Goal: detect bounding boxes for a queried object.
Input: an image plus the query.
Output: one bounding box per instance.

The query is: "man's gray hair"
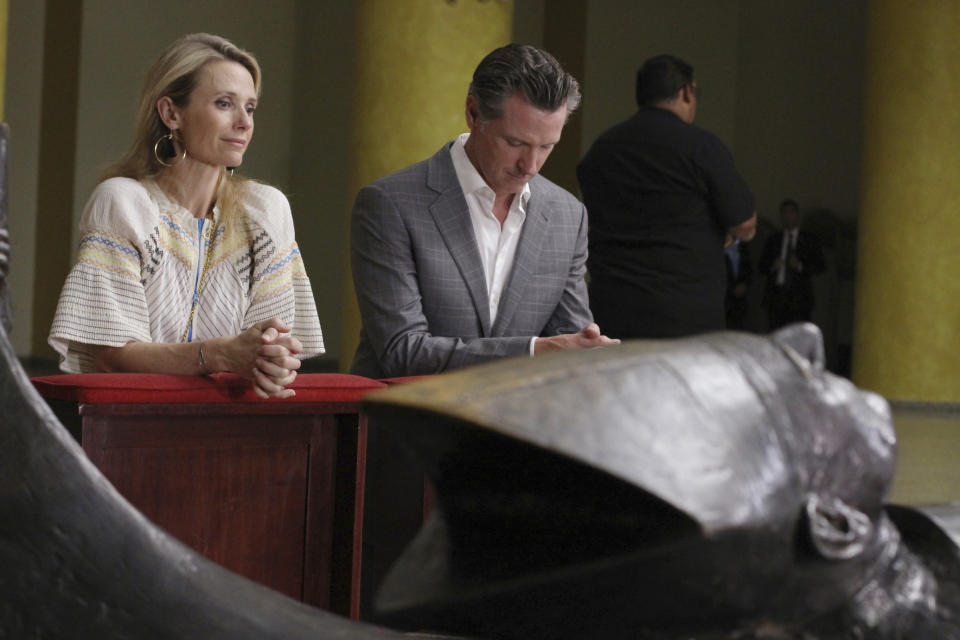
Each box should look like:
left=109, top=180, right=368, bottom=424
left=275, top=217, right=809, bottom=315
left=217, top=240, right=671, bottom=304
left=468, top=44, right=581, bottom=121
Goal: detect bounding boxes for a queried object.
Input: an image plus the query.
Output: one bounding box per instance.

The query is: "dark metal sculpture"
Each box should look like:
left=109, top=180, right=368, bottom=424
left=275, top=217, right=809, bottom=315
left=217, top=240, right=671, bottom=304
left=364, top=324, right=960, bottom=639
left=0, top=125, right=404, bottom=639
left=0, top=123, right=11, bottom=335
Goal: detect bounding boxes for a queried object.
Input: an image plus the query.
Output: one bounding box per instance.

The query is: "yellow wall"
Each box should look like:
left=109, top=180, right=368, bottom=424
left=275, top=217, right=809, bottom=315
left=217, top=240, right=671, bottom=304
left=853, top=0, right=960, bottom=403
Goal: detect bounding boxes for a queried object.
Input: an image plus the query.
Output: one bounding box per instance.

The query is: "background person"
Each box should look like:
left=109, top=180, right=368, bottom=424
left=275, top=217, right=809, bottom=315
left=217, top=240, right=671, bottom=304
left=759, top=198, right=826, bottom=329
left=578, top=54, right=756, bottom=339
left=49, top=33, right=324, bottom=398
left=724, top=238, right=752, bottom=330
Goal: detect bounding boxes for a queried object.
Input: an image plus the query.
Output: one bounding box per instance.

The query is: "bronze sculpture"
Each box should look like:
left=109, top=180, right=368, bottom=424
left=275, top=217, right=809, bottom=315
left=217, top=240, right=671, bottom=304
left=364, top=324, right=960, bottom=639
left=0, top=123, right=11, bottom=335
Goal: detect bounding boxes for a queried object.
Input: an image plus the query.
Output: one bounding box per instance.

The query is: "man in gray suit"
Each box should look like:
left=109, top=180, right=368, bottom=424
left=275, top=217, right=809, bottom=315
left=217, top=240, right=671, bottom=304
left=350, top=44, right=617, bottom=379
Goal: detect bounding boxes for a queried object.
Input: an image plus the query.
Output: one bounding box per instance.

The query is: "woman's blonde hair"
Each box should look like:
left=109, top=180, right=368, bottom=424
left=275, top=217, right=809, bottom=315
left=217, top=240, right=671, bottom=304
left=103, top=33, right=262, bottom=236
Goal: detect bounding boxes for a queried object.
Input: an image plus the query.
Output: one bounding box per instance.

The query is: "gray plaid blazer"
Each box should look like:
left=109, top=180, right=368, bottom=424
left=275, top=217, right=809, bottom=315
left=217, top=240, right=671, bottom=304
left=349, top=142, right=592, bottom=378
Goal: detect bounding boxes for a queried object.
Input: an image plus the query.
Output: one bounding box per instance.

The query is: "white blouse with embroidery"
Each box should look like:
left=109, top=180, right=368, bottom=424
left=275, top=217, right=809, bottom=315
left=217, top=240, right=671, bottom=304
left=49, top=177, right=324, bottom=373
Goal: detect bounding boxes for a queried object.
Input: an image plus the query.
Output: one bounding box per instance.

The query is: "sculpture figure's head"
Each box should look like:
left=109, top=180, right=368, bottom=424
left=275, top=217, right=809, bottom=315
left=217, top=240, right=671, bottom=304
left=363, top=324, right=960, bottom=639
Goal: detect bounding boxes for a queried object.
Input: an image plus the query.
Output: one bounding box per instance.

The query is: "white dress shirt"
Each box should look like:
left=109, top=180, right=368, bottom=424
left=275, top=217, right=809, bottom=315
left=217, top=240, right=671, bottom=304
left=776, top=227, right=799, bottom=285
left=450, top=133, right=539, bottom=355
left=450, top=133, right=530, bottom=324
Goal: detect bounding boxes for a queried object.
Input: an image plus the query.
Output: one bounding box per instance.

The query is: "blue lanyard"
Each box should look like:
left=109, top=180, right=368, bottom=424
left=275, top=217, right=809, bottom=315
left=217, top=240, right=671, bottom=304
left=186, top=218, right=205, bottom=341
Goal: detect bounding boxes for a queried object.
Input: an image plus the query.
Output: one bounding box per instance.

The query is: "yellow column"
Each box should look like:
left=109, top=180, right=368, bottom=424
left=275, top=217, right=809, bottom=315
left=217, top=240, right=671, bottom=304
left=339, top=0, right=513, bottom=371
left=853, top=0, right=960, bottom=403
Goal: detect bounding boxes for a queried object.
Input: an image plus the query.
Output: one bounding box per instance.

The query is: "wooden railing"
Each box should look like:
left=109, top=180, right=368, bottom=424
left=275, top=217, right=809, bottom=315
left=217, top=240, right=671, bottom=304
left=32, top=372, right=389, bottom=620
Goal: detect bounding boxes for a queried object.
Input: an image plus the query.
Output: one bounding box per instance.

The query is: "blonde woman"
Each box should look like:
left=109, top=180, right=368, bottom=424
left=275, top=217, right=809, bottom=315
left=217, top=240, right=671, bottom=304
left=49, top=34, right=323, bottom=398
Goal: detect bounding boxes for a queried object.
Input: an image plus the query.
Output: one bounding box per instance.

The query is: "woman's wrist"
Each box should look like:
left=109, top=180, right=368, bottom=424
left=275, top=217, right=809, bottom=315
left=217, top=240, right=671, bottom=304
left=200, top=337, right=226, bottom=374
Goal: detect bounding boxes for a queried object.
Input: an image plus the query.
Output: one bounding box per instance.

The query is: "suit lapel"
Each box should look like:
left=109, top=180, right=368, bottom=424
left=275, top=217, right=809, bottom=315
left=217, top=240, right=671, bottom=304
left=427, top=147, right=492, bottom=335
left=492, top=182, right=548, bottom=336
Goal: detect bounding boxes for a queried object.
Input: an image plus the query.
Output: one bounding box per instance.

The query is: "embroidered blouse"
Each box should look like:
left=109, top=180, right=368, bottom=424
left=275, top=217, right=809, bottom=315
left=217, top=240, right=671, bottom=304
left=49, top=177, right=324, bottom=373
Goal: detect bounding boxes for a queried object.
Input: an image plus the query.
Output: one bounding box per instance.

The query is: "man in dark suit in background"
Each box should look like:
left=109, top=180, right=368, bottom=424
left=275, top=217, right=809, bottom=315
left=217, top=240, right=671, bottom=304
left=725, top=239, right=752, bottom=330
left=577, top=54, right=756, bottom=340
left=759, top=198, right=826, bottom=329
left=350, top=44, right=617, bottom=379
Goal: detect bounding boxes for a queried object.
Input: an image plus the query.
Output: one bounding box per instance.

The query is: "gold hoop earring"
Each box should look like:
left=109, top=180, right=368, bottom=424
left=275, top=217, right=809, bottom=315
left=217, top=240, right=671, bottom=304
left=153, top=131, right=186, bottom=167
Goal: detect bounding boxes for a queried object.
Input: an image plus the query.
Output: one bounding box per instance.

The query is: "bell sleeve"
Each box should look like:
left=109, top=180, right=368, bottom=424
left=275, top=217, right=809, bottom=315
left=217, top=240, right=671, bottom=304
left=48, top=180, right=153, bottom=373
left=241, top=185, right=325, bottom=359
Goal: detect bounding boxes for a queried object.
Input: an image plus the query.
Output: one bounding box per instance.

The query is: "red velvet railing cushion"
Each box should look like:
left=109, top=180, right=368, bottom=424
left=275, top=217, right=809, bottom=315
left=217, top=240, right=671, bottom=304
left=31, top=372, right=386, bottom=404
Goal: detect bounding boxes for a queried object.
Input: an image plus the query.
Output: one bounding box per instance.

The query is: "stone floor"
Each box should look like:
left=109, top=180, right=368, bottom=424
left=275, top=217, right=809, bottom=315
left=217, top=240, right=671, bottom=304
left=889, top=403, right=960, bottom=505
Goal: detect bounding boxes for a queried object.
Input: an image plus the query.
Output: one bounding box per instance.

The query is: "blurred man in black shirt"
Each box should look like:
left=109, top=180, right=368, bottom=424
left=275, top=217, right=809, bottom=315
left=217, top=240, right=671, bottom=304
left=578, top=55, right=756, bottom=339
